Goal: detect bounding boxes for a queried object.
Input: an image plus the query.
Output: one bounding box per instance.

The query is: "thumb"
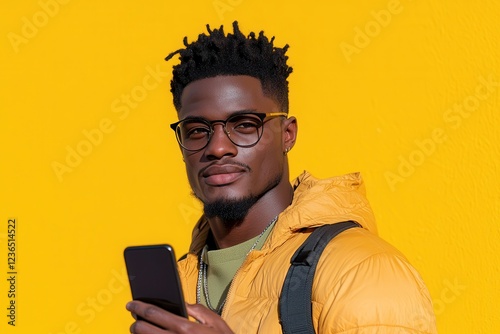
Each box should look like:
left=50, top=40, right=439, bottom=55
left=186, top=304, right=234, bottom=333
left=186, top=303, right=217, bottom=325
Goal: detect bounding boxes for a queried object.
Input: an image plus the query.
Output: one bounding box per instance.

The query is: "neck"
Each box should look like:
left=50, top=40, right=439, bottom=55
left=207, top=178, right=293, bottom=249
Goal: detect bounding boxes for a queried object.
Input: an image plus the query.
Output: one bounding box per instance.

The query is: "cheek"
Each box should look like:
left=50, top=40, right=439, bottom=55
left=183, top=157, right=202, bottom=190
left=259, top=125, right=283, bottom=156
left=250, top=134, right=283, bottom=173
left=259, top=122, right=283, bottom=148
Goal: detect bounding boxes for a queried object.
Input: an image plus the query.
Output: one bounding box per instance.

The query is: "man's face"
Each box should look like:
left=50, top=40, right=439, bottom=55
left=177, top=75, right=287, bottom=208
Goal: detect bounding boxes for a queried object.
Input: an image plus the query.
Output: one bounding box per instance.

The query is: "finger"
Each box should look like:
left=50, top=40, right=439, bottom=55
left=126, top=301, right=187, bottom=332
left=130, top=320, right=170, bottom=334
left=131, top=311, right=138, bottom=320
left=126, top=300, right=137, bottom=319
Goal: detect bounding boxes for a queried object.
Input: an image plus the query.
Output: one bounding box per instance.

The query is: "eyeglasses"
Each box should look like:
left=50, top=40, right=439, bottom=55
left=170, top=112, right=287, bottom=152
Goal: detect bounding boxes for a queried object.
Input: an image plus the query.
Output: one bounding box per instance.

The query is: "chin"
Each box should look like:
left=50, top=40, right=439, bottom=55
left=203, top=195, right=259, bottom=223
left=200, top=185, right=250, bottom=203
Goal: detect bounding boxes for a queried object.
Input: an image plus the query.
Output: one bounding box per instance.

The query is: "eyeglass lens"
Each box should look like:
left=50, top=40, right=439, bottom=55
left=176, top=114, right=264, bottom=151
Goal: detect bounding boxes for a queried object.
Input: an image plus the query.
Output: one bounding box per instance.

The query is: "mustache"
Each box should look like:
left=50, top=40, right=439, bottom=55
left=198, top=160, right=252, bottom=177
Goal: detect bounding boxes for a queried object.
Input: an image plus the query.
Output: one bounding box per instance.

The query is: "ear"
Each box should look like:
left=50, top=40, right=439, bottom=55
left=282, top=116, right=298, bottom=152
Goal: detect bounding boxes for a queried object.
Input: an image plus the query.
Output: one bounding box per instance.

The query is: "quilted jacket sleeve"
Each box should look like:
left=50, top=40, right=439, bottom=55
left=316, top=250, right=437, bottom=333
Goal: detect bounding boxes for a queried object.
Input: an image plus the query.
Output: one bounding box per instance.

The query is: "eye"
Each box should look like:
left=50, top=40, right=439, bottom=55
left=230, top=116, right=261, bottom=134
left=181, top=123, right=210, bottom=140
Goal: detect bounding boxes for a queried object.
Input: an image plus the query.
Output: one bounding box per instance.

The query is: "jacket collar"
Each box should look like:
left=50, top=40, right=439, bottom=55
left=188, top=171, right=377, bottom=254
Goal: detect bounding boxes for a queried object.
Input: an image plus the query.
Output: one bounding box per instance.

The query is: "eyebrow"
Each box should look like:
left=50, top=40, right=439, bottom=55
left=179, top=109, right=259, bottom=121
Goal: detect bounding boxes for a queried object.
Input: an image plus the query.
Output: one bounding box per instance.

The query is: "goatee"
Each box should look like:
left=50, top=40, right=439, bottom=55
left=199, top=171, right=283, bottom=228
left=204, top=196, right=259, bottom=228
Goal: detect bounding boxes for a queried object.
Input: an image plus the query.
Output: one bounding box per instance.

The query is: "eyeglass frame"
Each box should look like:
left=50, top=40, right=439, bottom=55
left=169, top=111, right=288, bottom=152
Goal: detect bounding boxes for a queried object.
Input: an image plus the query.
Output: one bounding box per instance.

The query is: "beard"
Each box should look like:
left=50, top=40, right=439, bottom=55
left=203, top=196, right=259, bottom=227
left=199, top=171, right=283, bottom=229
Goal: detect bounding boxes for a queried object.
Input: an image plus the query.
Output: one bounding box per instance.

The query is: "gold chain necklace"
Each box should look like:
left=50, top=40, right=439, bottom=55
left=196, top=216, right=278, bottom=315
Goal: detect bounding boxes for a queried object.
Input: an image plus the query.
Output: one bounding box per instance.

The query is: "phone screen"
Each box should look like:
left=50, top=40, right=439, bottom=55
left=124, top=244, right=187, bottom=318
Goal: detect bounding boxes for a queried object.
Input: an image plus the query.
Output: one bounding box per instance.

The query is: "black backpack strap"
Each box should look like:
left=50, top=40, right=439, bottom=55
left=279, top=221, right=360, bottom=334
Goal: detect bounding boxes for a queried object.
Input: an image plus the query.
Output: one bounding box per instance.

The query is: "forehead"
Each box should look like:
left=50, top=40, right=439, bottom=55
left=178, top=75, right=279, bottom=120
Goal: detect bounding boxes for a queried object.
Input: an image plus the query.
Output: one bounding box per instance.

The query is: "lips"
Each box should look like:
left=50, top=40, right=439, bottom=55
left=201, top=164, right=247, bottom=186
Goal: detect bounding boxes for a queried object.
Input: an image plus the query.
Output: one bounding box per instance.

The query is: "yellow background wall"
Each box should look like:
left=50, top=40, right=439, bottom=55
left=1, top=0, right=498, bottom=333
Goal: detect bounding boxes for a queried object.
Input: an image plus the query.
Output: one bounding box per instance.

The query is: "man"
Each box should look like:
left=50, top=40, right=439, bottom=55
left=126, top=22, right=437, bottom=333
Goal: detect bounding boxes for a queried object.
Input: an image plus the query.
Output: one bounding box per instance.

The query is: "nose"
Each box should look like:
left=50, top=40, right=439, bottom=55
left=203, top=123, right=238, bottom=159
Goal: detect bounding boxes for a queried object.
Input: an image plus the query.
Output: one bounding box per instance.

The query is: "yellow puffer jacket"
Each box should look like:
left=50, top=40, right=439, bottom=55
left=178, top=171, right=437, bottom=333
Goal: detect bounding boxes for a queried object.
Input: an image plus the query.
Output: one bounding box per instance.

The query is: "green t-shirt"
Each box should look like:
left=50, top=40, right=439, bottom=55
left=199, top=221, right=275, bottom=312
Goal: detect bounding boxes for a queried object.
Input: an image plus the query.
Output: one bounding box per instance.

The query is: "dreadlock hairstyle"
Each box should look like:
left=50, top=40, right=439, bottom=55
left=165, top=21, right=293, bottom=112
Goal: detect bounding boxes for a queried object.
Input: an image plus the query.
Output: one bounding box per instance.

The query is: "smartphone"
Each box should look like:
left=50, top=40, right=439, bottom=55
left=124, top=244, right=188, bottom=318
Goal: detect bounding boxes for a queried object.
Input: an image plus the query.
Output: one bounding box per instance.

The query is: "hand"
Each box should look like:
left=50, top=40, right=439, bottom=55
left=126, top=300, right=234, bottom=334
